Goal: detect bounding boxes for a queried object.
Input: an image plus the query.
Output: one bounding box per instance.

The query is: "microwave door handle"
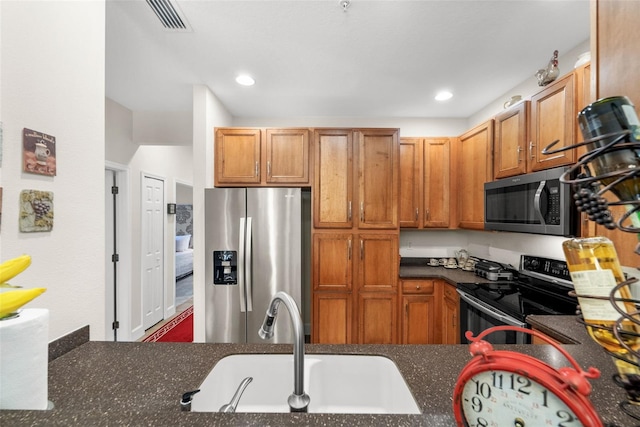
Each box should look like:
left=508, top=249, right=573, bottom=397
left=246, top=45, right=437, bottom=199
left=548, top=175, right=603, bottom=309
left=457, top=290, right=527, bottom=328
left=533, top=180, right=546, bottom=225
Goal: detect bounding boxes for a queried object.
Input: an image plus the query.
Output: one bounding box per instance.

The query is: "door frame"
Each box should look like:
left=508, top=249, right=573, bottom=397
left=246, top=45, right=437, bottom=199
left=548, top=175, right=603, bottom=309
left=173, top=178, right=193, bottom=313
left=105, top=161, right=132, bottom=341
left=141, top=171, right=168, bottom=328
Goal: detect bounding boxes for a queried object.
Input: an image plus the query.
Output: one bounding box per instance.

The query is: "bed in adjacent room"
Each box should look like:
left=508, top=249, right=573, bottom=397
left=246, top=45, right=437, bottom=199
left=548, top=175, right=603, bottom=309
left=175, top=234, right=193, bottom=280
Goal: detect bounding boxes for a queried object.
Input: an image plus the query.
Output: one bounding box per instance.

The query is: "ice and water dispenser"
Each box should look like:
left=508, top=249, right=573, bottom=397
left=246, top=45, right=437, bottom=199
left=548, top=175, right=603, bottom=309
left=213, top=251, right=237, bottom=285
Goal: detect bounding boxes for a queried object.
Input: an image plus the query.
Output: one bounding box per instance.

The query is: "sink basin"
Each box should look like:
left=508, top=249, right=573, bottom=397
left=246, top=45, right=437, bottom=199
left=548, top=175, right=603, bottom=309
left=190, top=354, right=421, bottom=414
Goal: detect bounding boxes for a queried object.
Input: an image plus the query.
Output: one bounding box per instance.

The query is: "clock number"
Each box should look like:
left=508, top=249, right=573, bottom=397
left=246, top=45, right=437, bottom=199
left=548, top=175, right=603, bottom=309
left=557, top=409, right=577, bottom=426
left=540, top=389, right=548, bottom=408
left=514, top=374, right=531, bottom=395
left=491, top=372, right=503, bottom=389
left=470, top=396, right=483, bottom=413
left=472, top=379, right=492, bottom=399
left=475, top=417, right=488, bottom=427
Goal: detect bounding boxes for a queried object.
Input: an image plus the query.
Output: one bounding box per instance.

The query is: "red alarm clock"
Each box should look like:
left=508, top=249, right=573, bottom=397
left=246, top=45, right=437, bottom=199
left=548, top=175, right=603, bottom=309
left=453, top=326, right=602, bottom=427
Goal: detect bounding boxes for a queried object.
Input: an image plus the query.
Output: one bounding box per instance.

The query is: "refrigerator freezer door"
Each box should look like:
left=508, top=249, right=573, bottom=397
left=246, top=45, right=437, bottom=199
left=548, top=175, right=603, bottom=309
left=245, top=188, right=302, bottom=344
left=205, top=188, right=247, bottom=343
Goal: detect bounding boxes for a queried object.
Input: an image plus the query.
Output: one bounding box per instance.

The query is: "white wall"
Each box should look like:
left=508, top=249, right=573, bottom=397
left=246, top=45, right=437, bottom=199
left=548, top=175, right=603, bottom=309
left=0, top=1, right=106, bottom=341
left=192, top=85, right=233, bottom=342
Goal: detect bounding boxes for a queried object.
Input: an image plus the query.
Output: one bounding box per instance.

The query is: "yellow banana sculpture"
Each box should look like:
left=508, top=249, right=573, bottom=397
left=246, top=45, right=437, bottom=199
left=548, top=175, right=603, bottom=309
left=0, top=255, right=32, bottom=284
left=0, top=288, right=47, bottom=318
left=0, top=255, right=46, bottom=319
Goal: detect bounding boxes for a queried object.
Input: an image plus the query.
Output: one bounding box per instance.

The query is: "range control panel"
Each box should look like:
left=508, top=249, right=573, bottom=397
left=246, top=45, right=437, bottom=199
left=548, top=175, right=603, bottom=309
left=520, top=255, right=572, bottom=283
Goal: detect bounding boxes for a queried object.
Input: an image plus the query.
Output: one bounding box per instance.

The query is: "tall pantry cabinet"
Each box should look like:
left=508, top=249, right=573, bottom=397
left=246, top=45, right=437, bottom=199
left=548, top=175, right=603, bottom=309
left=312, top=128, right=400, bottom=344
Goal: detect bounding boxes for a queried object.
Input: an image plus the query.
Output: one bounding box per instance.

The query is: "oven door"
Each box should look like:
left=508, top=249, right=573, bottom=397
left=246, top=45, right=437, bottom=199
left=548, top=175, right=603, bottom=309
left=458, top=290, right=530, bottom=344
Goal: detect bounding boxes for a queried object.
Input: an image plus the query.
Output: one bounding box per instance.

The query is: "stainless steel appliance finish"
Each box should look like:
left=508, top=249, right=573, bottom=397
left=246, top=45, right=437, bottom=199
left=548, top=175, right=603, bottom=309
left=458, top=255, right=578, bottom=345
left=484, top=166, right=576, bottom=236
left=474, top=260, right=515, bottom=281
left=204, top=188, right=302, bottom=344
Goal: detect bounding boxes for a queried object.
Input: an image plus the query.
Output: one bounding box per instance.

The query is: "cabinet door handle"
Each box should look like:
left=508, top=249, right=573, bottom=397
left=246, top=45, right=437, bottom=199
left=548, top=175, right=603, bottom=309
left=255, top=161, right=260, bottom=177
left=415, top=208, right=419, bottom=221
left=267, top=161, right=271, bottom=177
left=516, top=145, right=522, bottom=163
left=425, top=209, right=430, bottom=220
left=416, top=285, right=421, bottom=290
left=348, top=239, right=352, bottom=260
left=348, top=201, right=352, bottom=221
left=360, top=202, right=364, bottom=222
left=360, top=239, right=364, bottom=260
left=529, top=141, right=535, bottom=159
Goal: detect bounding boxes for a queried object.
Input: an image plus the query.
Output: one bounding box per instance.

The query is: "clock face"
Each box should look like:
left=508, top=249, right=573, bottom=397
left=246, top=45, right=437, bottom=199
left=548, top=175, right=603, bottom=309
left=461, top=369, right=584, bottom=427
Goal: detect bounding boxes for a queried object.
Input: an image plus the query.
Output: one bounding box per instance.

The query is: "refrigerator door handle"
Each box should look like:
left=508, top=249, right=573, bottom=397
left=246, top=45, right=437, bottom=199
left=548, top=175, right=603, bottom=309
left=245, top=217, right=254, bottom=312
left=238, top=217, right=247, bottom=313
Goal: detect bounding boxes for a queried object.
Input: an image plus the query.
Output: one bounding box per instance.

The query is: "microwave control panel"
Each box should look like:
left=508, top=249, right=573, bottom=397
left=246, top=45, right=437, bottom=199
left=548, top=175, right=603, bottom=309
left=546, top=185, right=561, bottom=225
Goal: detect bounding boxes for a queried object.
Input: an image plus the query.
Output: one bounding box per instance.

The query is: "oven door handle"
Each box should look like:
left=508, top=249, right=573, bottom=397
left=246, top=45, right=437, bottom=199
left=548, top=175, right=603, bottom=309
left=457, top=290, right=527, bottom=328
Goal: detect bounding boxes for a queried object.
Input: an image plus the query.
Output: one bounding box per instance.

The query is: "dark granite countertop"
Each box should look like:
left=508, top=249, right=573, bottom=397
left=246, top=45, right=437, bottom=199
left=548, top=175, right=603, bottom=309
left=399, top=264, right=496, bottom=285
left=0, top=338, right=636, bottom=426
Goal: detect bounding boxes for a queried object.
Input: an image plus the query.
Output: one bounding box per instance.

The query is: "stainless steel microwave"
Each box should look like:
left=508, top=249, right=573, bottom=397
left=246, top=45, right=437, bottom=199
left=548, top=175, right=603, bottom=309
left=484, top=166, right=576, bottom=236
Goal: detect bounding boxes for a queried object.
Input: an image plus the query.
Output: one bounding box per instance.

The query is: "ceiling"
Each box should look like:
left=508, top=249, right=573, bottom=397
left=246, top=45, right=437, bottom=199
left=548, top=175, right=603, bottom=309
left=105, top=0, right=590, bottom=120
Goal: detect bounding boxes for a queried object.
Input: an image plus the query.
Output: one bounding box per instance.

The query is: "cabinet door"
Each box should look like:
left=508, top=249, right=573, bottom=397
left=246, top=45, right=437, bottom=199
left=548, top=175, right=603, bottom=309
left=423, top=138, right=450, bottom=228
left=215, top=128, right=261, bottom=185
left=356, top=129, right=399, bottom=229
left=442, top=283, right=460, bottom=344
left=493, top=101, right=529, bottom=179
left=313, top=292, right=352, bottom=344
left=313, top=129, right=353, bottom=228
left=458, top=120, right=493, bottom=230
left=312, top=233, right=352, bottom=292
left=401, top=294, right=436, bottom=344
left=265, top=128, right=310, bottom=184
left=530, top=73, right=576, bottom=171
left=357, top=234, right=398, bottom=292
left=399, top=138, right=422, bottom=228
left=358, top=292, right=397, bottom=344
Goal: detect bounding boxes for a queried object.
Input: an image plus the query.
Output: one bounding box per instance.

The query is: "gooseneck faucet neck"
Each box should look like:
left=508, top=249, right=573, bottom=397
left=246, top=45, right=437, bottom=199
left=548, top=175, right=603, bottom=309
left=258, top=291, right=310, bottom=412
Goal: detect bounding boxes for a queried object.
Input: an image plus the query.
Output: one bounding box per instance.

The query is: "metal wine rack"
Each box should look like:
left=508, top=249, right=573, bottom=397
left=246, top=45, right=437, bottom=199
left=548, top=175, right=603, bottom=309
left=544, top=130, right=640, bottom=422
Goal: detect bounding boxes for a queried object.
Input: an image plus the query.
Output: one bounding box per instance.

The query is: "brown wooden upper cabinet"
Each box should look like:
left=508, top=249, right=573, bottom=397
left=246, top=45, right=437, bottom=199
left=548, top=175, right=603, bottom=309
left=214, top=127, right=310, bottom=186
left=314, top=128, right=399, bottom=229
left=399, top=137, right=451, bottom=228
left=457, top=120, right=493, bottom=230
left=493, top=101, right=530, bottom=179
left=529, top=73, right=576, bottom=172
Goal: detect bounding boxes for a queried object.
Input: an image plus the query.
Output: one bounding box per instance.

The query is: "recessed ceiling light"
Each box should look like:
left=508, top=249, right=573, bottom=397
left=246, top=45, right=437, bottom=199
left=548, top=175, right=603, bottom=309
left=235, top=74, right=255, bottom=86
left=435, top=91, right=453, bottom=101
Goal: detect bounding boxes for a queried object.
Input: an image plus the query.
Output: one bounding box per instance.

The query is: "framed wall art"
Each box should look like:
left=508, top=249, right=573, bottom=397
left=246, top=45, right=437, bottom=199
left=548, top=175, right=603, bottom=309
left=19, top=190, right=54, bottom=232
left=23, top=128, right=56, bottom=176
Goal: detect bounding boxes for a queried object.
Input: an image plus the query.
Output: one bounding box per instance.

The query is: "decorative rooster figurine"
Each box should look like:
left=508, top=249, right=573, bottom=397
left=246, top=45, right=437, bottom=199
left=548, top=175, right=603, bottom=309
left=535, top=50, right=559, bottom=86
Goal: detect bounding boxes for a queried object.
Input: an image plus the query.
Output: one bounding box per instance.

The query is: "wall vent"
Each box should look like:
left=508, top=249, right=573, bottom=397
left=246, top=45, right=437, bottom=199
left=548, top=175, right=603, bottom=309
left=146, top=0, right=192, bottom=31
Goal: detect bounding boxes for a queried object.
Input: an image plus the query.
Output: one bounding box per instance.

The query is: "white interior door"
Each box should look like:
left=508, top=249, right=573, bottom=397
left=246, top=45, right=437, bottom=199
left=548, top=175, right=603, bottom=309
left=143, top=175, right=164, bottom=330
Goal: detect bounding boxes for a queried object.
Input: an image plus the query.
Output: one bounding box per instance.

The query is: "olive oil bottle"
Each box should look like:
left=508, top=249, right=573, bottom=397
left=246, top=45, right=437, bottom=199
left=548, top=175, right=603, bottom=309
left=563, top=236, right=640, bottom=403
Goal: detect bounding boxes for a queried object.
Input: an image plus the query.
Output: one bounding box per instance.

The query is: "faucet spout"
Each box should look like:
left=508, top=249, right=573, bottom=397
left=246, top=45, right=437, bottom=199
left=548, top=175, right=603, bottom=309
left=258, top=291, right=310, bottom=412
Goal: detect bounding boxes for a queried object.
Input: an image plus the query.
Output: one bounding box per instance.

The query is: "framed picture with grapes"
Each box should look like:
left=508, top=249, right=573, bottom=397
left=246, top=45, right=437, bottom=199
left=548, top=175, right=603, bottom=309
left=19, top=190, right=53, bottom=232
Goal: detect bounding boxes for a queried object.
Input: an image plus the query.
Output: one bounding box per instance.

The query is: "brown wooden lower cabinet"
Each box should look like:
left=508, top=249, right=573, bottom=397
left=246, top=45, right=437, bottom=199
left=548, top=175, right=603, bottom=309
left=358, top=292, right=397, bottom=344
left=312, top=292, right=352, bottom=344
left=400, top=279, right=436, bottom=344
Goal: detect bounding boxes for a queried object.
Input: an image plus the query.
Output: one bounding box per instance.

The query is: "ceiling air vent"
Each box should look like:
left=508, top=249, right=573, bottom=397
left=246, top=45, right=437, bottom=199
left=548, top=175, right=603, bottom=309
left=146, top=0, right=191, bottom=31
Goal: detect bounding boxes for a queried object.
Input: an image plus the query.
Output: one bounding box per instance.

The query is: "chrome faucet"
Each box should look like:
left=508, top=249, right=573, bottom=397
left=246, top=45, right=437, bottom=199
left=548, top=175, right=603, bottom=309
left=219, top=377, right=253, bottom=413
left=258, top=291, right=310, bottom=412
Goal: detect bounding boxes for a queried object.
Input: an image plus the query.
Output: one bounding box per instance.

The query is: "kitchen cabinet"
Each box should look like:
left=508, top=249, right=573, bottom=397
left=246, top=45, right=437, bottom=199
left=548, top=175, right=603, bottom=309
left=312, top=292, right=352, bottom=344
left=493, top=101, right=530, bottom=179
left=529, top=73, right=576, bottom=171
left=457, top=120, right=493, bottom=230
left=400, top=280, right=436, bottom=344
left=358, top=292, right=398, bottom=344
left=215, top=128, right=262, bottom=185
left=313, top=128, right=398, bottom=229
left=356, top=129, right=399, bottom=229
left=441, top=282, right=460, bottom=344
left=215, top=127, right=310, bottom=186
left=312, top=232, right=398, bottom=344
left=313, top=129, right=353, bottom=228
left=399, top=138, right=451, bottom=228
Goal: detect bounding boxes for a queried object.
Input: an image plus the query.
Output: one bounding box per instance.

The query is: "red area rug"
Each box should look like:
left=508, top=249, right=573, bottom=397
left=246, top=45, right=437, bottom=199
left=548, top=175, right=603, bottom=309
left=143, top=306, right=193, bottom=343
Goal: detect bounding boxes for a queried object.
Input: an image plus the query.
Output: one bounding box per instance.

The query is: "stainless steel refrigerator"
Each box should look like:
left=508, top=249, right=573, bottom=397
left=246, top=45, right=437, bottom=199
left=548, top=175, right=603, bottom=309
left=204, top=187, right=302, bottom=343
